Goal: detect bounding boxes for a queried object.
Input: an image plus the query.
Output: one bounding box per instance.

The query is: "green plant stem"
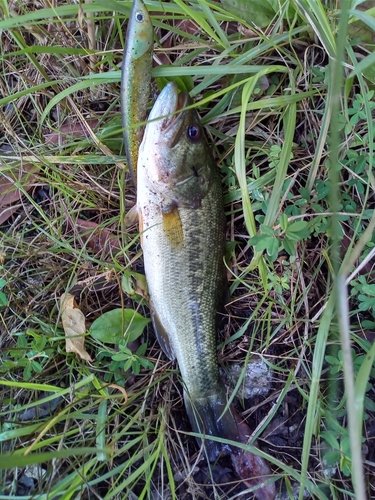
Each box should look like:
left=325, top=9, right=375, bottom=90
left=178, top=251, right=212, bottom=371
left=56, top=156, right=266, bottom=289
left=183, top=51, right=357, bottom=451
left=328, top=0, right=366, bottom=498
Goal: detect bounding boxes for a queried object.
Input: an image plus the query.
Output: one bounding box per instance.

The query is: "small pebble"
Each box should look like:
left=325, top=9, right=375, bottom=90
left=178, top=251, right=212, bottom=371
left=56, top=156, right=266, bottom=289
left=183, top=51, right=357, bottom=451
left=220, top=357, right=272, bottom=400
left=276, top=483, right=311, bottom=499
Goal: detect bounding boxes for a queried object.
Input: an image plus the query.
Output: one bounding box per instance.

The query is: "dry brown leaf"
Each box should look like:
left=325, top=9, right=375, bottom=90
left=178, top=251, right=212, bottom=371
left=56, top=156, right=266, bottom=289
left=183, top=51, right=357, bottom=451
left=0, top=165, right=38, bottom=206
left=0, top=205, right=19, bottom=225
left=75, top=218, right=122, bottom=254
left=60, top=293, right=93, bottom=362
left=0, top=165, right=39, bottom=224
left=0, top=177, right=20, bottom=207
left=44, top=119, right=99, bottom=145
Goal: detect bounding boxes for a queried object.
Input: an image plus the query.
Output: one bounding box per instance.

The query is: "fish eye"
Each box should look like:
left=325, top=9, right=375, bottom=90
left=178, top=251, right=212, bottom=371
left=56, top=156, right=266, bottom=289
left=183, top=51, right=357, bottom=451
left=187, top=124, right=201, bottom=142
left=135, top=11, right=144, bottom=22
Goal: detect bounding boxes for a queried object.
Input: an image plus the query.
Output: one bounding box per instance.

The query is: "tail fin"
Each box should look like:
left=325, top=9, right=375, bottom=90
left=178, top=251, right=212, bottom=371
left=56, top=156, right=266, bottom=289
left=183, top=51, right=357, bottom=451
left=184, top=388, right=276, bottom=500
left=184, top=388, right=240, bottom=461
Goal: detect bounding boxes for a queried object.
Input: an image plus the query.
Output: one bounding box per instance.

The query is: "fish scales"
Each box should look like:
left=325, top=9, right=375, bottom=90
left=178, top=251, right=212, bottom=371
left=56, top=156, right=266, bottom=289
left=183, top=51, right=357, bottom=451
left=141, top=176, right=225, bottom=398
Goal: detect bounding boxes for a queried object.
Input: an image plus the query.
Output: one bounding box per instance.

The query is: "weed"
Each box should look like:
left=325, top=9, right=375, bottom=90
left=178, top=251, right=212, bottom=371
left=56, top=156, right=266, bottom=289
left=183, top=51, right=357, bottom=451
left=0, top=0, right=374, bottom=498
left=0, top=278, right=7, bottom=307
left=350, top=276, right=375, bottom=316
left=0, top=330, right=53, bottom=381
left=97, top=340, right=154, bottom=384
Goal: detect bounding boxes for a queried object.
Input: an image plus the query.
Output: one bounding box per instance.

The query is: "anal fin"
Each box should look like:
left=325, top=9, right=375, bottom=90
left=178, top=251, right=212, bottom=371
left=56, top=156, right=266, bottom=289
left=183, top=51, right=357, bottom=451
left=150, top=307, right=175, bottom=360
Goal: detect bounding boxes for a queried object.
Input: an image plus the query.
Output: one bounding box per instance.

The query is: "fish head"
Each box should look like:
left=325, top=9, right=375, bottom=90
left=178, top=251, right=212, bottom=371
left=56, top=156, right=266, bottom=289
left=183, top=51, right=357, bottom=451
left=139, top=82, right=214, bottom=209
left=128, top=0, right=153, bottom=60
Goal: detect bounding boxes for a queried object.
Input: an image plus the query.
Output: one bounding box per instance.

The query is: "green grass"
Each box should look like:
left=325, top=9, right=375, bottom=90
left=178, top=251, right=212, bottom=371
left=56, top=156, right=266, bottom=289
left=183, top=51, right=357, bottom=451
left=1, top=0, right=375, bottom=498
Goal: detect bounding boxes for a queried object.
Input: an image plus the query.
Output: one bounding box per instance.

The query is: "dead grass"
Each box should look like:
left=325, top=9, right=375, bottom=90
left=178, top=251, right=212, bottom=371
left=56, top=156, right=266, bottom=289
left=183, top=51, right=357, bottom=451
left=1, top=0, right=375, bottom=499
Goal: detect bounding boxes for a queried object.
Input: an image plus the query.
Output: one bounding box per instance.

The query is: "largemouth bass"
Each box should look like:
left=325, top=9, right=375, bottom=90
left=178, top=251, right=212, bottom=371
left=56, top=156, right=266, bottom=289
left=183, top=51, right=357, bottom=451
left=121, top=0, right=153, bottom=183
left=137, top=82, right=275, bottom=499
left=138, top=81, right=228, bottom=457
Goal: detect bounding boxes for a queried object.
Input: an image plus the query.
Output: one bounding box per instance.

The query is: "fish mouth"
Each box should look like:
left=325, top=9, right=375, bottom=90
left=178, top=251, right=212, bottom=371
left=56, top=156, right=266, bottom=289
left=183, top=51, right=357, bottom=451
left=163, top=89, right=191, bottom=148
left=146, top=82, right=191, bottom=146
left=162, top=90, right=189, bottom=134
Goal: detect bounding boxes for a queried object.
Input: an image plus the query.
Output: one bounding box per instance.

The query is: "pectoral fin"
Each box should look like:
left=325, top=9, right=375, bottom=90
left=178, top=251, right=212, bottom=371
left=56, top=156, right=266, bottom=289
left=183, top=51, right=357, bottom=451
left=125, top=204, right=139, bottom=227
